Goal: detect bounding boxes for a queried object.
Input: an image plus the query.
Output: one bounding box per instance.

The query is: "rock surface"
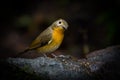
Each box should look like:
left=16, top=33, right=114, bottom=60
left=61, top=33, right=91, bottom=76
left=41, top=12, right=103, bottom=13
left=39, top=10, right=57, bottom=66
left=0, top=45, right=120, bottom=80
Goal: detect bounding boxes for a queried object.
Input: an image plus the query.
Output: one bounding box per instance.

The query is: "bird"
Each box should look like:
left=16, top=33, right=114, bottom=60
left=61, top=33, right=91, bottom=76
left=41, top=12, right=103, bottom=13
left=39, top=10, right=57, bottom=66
left=18, top=18, right=68, bottom=57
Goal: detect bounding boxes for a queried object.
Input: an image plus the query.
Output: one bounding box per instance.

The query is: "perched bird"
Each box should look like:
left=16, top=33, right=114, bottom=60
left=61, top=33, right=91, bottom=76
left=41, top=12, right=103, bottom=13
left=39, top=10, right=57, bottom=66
left=18, top=18, right=68, bottom=57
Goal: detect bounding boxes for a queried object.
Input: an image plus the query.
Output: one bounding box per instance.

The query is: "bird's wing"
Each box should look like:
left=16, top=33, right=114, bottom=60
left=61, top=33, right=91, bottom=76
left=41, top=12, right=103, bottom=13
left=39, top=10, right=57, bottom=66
left=28, top=28, right=52, bottom=50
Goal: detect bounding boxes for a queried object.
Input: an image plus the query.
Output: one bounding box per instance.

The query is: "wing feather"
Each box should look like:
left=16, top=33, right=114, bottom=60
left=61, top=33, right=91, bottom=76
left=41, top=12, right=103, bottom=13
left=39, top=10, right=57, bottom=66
left=28, top=27, right=52, bottom=50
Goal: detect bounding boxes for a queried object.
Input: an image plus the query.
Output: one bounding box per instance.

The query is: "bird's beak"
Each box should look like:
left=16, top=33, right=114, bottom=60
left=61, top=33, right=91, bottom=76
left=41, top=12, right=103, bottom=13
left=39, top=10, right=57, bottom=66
left=62, top=23, right=68, bottom=30
left=62, top=25, right=67, bottom=30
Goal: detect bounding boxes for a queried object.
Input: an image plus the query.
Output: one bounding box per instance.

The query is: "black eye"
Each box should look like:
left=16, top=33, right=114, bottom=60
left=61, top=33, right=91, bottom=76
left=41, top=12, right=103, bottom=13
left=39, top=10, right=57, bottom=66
left=58, top=21, right=62, bottom=24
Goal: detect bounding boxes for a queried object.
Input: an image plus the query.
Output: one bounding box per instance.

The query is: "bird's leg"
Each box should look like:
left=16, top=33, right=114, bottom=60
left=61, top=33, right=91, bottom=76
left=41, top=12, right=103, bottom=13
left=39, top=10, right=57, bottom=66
left=51, top=53, right=57, bottom=58
left=43, top=53, right=47, bottom=57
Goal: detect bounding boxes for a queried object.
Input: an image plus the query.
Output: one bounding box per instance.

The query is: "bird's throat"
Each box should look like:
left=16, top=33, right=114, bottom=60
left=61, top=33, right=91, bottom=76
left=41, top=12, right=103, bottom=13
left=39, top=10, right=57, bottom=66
left=52, top=27, right=64, bottom=44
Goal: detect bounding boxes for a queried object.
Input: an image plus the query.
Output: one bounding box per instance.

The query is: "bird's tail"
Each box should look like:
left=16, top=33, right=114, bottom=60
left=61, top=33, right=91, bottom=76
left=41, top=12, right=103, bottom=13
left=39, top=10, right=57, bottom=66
left=14, top=49, right=30, bottom=58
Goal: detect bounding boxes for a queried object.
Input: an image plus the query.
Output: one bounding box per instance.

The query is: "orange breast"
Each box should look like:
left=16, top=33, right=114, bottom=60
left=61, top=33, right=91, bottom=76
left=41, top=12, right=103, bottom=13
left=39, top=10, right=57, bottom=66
left=52, top=27, right=64, bottom=44
left=36, top=27, right=64, bottom=54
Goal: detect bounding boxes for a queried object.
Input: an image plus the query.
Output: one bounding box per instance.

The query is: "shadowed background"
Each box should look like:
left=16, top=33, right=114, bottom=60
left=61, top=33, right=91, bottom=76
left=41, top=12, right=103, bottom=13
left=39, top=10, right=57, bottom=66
left=0, top=0, right=119, bottom=58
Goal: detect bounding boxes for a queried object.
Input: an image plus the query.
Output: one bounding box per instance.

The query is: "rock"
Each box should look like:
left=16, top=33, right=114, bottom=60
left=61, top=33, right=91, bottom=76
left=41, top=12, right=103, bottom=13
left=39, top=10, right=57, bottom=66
left=0, top=45, right=120, bottom=80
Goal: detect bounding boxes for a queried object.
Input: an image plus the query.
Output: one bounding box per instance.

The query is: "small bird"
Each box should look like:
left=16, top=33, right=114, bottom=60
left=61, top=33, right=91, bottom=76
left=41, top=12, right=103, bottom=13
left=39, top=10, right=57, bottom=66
left=18, top=18, right=68, bottom=57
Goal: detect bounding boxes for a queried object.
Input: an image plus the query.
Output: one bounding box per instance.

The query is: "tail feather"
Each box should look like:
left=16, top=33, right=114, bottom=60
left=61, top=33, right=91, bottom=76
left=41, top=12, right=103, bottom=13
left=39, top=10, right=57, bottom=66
left=15, top=49, right=30, bottom=58
left=19, top=49, right=29, bottom=55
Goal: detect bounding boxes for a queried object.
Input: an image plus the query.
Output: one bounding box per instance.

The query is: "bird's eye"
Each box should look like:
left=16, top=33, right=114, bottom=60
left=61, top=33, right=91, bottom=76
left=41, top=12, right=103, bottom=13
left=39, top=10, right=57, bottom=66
left=58, top=21, right=62, bottom=24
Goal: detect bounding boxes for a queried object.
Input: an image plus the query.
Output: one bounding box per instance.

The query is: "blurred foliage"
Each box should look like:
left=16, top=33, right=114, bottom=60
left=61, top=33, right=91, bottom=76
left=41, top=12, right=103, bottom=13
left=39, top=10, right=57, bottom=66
left=15, top=15, right=32, bottom=27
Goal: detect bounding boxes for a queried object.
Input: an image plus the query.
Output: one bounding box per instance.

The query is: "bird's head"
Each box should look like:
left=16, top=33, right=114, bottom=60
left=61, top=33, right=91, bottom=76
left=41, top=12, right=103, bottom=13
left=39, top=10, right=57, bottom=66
left=51, top=19, right=68, bottom=30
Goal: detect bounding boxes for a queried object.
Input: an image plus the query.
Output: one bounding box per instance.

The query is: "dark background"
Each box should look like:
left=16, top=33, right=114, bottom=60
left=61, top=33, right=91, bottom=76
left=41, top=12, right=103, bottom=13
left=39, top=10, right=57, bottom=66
left=0, top=0, right=120, bottom=58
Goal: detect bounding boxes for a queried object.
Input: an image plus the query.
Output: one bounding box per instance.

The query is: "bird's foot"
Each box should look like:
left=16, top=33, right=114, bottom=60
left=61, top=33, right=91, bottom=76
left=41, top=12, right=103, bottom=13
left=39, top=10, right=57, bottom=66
left=43, top=53, right=48, bottom=58
left=51, top=53, right=57, bottom=58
